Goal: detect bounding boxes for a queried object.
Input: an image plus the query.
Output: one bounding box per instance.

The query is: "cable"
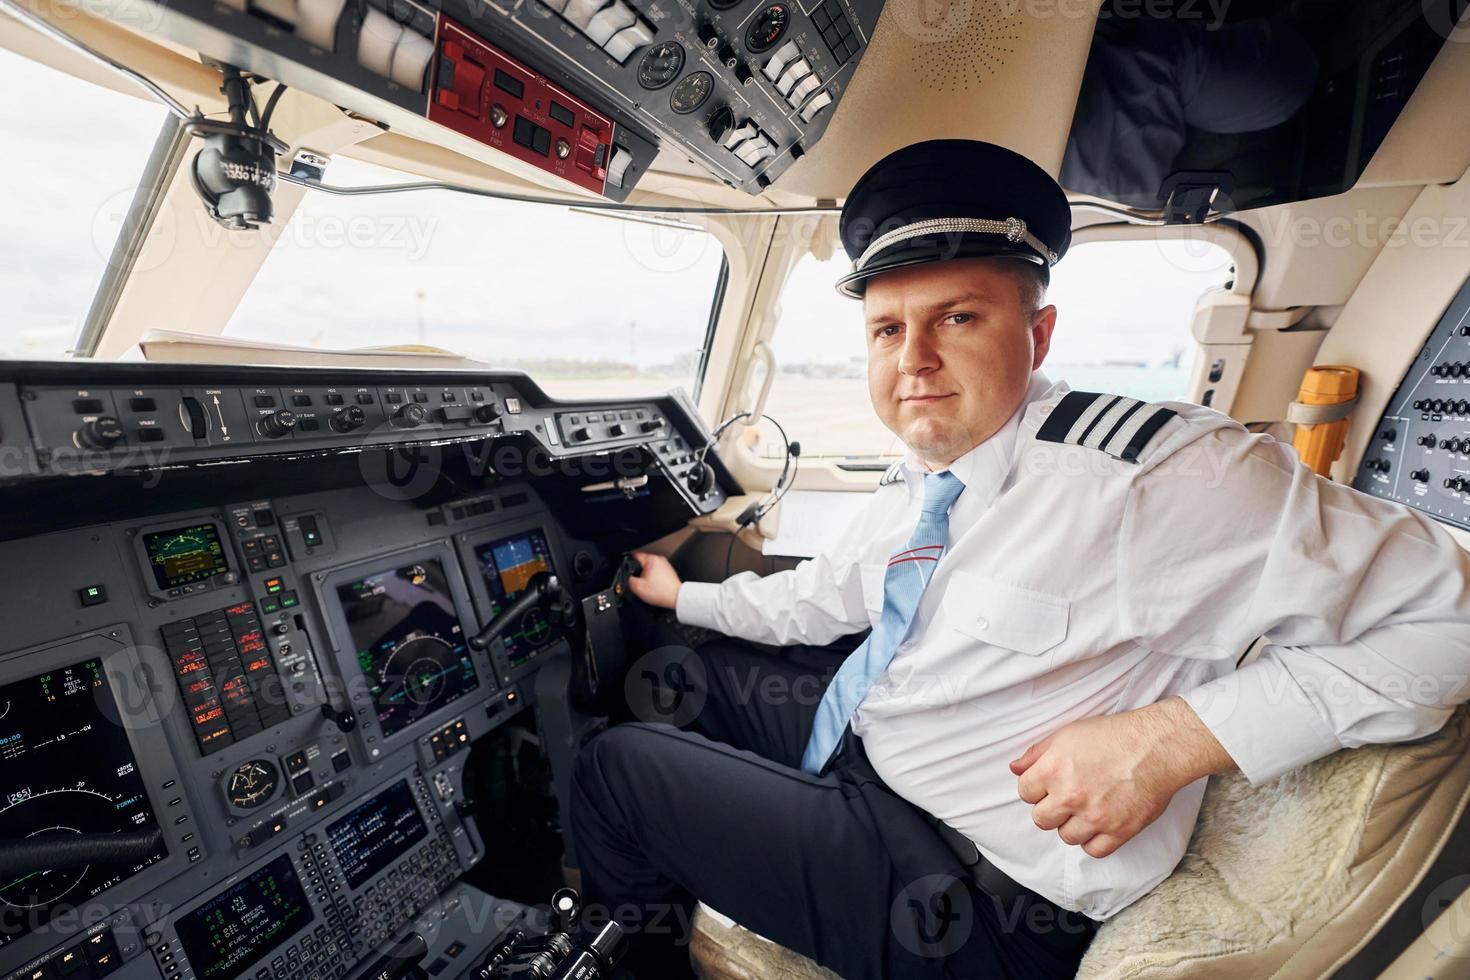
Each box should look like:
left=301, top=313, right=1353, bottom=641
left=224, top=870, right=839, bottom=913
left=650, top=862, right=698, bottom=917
left=258, top=82, right=288, bottom=131
left=277, top=171, right=840, bottom=215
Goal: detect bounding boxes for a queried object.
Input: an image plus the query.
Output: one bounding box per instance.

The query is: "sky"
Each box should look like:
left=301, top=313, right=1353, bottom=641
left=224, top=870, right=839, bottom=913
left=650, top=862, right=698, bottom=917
left=0, top=47, right=168, bottom=358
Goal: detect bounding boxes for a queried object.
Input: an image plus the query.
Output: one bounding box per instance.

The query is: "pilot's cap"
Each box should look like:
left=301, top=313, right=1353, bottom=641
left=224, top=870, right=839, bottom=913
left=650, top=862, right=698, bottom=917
left=835, top=139, right=1072, bottom=299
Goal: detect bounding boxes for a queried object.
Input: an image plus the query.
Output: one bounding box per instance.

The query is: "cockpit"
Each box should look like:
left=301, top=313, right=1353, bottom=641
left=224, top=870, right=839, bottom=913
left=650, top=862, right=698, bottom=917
left=2, top=0, right=1470, bottom=977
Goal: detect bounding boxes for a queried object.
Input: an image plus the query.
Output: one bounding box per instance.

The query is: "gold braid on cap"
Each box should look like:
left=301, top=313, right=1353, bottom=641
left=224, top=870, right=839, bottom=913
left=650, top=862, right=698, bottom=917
left=853, top=217, right=1059, bottom=272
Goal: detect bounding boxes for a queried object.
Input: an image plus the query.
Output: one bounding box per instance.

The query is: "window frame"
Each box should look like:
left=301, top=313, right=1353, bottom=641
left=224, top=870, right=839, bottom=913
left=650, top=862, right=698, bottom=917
left=715, top=216, right=1262, bottom=494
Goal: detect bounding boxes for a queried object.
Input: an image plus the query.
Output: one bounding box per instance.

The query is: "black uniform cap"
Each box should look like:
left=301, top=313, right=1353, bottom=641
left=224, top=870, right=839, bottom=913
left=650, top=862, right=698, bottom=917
left=835, top=139, right=1072, bottom=299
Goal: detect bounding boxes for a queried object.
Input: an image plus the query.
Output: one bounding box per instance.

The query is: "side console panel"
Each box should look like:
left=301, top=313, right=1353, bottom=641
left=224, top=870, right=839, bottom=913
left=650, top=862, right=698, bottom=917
left=1354, top=274, right=1470, bottom=529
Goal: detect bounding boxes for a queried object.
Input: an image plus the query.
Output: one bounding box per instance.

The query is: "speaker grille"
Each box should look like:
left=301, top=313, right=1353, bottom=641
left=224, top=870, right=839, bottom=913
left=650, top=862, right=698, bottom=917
left=891, top=0, right=1022, bottom=92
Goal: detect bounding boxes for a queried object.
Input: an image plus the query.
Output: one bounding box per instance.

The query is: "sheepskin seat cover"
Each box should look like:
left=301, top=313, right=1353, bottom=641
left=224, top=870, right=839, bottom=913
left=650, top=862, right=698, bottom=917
left=688, top=707, right=1470, bottom=980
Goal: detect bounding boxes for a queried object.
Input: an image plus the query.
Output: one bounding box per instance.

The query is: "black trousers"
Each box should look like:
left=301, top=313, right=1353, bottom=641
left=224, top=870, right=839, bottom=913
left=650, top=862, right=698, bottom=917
left=570, top=630, right=1098, bottom=980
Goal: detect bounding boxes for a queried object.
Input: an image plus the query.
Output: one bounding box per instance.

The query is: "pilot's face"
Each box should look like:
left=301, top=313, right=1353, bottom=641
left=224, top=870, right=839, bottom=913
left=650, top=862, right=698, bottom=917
left=863, top=257, right=1056, bottom=468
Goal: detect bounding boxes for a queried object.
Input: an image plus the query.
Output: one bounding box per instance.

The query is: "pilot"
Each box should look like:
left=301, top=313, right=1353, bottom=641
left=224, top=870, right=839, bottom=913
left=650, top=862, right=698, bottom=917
left=569, top=140, right=1470, bottom=980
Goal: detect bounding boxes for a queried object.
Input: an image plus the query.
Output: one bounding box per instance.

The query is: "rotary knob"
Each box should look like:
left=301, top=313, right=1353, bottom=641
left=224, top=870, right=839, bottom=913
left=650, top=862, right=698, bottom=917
left=330, top=405, right=367, bottom=433
left=707, top=105, right=735, bottom=145
left=392, top=402, right=430, bottom=428
left=257, top=409, right=298, bottom=438
left=474, top=403, right=503, bottom=425
left=74, top=415, right=124, bottom=450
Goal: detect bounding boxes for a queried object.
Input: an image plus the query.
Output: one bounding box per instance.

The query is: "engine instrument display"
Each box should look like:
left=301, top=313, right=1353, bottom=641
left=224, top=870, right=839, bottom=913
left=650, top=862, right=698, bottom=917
left=142, top=523, right=229, bottom=589
left=0, top=658, right=168, bottom=950
left=474, top=530, right=557, bottom=667
left=337, top=560, right=477, bottom=738
left=325, top=779, right=428, bottom=889
left=226, top=759, right=280, bottom=810
left=173, top=853, right=313, bottom=980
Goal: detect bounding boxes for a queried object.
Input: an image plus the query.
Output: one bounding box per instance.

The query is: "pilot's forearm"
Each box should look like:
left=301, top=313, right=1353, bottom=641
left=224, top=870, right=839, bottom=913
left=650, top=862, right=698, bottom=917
left=675, top=556, right=868, bottom=647
left=1139, top=695, right=1239, bottom=789
left=1179, top=629, right=1470, bottom=785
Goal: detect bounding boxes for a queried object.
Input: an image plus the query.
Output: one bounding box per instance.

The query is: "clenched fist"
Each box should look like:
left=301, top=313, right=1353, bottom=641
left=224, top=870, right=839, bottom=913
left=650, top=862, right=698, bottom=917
left=627, top=551, right=683, bottom=610
left=1009, top=696, right=1235, bottom=858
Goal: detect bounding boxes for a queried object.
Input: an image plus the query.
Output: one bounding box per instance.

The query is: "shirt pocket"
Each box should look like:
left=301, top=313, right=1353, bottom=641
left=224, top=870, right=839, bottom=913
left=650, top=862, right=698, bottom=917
left=944, top=572, right=1070, bottom=656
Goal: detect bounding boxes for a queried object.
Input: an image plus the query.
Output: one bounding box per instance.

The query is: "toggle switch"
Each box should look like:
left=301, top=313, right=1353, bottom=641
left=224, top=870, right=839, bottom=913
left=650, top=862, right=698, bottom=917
left=800, top=89, right=833, bottom=121
left=775, top=58, right=812, bottom=96
left=390, top=30, right=435, bottom=89
left=787, top=71, right=821, bottom=106
left=603, top=18, right=655, bottom=62
left=762, top=39, right=800, bottom=81
left=722, top=120, right=760, bottom=149
left=357, top=8, right=404, bottom=78
left=295, top=0, right=346, bottom=48
left=585, top=1, right=636, bottom=45
left=563, top=0, right=609, bottom=30
left=606, top=145, right=634, bottom=187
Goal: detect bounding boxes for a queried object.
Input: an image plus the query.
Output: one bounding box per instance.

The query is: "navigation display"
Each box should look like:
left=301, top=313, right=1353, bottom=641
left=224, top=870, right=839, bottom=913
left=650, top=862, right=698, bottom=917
left=336, top=559, right=477, bottom=738
left=174, top=853, right=313, bottom=980
left=142, top=523, right=229, bottom=589
left=0, top=658, right=168, bottom=950
left=325, top=780, right=428, bottom=889
left=474, top=530, right=557, bottom=666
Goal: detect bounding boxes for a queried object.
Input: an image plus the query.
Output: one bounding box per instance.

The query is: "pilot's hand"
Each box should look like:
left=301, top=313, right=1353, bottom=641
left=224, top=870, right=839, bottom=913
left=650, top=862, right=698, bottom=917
left=1009, top=696, right=1235, bottom=859
left=627, top=551, right=682, bottom=610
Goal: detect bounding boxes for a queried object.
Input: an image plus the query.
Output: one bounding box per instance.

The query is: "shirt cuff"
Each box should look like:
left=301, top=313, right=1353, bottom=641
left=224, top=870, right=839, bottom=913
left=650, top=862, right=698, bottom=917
left=674, top=581, right=723, bottom=632
left=1179, top=657, right=1343, bottom=785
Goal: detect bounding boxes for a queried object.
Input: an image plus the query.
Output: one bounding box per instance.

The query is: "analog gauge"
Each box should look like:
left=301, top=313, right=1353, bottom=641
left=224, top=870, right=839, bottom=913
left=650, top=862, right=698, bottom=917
left=669, top=70, right=715, bottom=115
left=227, top=759, right=280, bottom=810
left=637, top=41, right=686, bottom=90
left=745, top=3, right=790, bottom=52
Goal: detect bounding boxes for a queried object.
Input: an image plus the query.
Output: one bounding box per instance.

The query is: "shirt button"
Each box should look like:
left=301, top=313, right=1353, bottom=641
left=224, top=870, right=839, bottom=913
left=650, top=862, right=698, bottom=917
left=974, top=617, right=989, bottom=630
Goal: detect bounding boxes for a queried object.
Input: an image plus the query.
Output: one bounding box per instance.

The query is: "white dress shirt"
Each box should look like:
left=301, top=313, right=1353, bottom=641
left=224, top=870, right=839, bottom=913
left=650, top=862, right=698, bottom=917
left=675, top=372, right=1470, bottom=919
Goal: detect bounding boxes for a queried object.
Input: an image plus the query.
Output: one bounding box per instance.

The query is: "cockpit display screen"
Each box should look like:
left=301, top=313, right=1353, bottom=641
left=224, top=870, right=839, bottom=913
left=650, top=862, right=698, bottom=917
left=142, top=522, right=229, bottom=589
left=336, top=559, right=477, bottom=738
left=174, top=853, right=313, bottom=980
left=0, top=658, right=168, bottom=950
left=474, top=530, right=557, bottom=666
left=325, top=779, right=428, bottom=889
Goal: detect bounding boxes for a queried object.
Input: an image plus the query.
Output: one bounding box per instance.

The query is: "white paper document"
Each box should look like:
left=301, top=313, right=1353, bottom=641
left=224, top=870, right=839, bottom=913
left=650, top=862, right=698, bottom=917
left=761, top=489, right=872, bottom=558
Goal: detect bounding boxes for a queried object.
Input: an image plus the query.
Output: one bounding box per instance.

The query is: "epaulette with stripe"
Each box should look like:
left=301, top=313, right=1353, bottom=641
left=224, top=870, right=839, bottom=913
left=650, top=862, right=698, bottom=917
left=878, top=460, right=904, bottom=486
left=1036, top=391, right=1178, bottom=464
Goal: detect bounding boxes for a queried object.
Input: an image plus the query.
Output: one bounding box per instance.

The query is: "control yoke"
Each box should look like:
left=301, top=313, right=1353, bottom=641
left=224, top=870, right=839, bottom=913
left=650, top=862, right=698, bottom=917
left=468, top=572, right=573, bottom=651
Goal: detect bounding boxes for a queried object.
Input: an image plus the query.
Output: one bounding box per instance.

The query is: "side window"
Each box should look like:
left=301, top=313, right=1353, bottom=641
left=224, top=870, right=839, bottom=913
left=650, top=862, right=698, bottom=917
left=759, top=238, right=1234, bottom=461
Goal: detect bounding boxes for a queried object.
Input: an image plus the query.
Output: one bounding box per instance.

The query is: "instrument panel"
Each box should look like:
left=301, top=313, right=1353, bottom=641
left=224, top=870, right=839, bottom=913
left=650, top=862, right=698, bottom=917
left=1354, top=274, right=1470, bottom=529
left=0, top=362, right=717, bottom=980
left=80, top=0, right=883, bottom=198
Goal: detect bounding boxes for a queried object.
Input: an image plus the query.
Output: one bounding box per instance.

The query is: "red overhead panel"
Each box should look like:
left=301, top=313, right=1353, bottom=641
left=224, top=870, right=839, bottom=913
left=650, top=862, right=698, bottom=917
left=430, top=16, right=614, bottom=196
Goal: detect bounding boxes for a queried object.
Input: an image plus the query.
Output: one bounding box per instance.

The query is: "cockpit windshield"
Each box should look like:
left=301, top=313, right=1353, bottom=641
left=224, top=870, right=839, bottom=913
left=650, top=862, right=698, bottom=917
left=222, top=156, right=728, bottom=398
left=0, top=47, right=169, bottom=359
